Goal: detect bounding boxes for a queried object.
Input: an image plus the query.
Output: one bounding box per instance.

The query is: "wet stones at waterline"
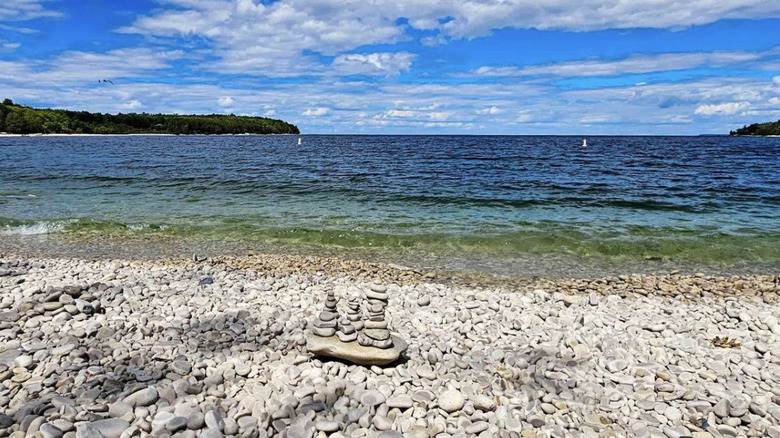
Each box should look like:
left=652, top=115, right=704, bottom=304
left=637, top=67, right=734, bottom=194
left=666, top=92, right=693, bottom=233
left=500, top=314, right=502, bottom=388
left=306, top=280, right=407, bottom=366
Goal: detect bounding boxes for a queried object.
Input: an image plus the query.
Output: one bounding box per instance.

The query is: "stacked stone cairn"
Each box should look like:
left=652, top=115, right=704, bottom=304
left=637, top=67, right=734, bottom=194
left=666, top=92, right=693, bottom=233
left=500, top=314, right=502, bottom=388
left=357, top=280, right=393, bottom=349
left=337, top=310, right=357, bottom=343
left=346, top=292, right=364, bottom=330
left=311, top=289, right=338, bottom=337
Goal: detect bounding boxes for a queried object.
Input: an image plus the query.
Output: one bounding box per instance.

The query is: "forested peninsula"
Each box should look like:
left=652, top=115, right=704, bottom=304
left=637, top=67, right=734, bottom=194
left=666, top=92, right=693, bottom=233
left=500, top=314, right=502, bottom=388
left=730, top=120, right=780, bottom=136
left=0, top=99, right=300, bottom=135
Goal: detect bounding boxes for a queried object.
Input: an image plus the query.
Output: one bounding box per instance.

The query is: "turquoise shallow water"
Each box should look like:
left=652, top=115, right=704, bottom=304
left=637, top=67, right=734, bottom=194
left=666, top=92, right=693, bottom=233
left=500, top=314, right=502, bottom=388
left=1, top=135, right=779, bottom=268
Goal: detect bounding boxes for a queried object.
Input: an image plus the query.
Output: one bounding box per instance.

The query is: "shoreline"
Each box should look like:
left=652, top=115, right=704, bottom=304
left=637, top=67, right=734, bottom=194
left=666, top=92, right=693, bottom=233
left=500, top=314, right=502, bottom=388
left=1, top=253, right=779, bottom=437
left=2, top=233, right=779, bottom=284
left=0, top=133, right=298, bottom=137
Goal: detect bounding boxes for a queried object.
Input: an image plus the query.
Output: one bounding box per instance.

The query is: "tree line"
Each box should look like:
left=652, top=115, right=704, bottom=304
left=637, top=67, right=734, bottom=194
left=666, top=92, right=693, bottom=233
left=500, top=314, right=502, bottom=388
left=0, top=99, right=300, bottom=135
left=730, top=120, right=780, bottom=136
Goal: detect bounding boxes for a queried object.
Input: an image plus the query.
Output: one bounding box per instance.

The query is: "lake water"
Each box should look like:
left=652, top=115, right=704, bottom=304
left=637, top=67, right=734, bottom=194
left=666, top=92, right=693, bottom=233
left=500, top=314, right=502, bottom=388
left=1, top=135, right=779, bottom=274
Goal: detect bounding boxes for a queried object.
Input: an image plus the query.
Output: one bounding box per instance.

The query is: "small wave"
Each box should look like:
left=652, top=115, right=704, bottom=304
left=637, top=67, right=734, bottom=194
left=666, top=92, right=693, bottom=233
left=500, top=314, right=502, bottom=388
left=1, top=220, right=71, bottom=235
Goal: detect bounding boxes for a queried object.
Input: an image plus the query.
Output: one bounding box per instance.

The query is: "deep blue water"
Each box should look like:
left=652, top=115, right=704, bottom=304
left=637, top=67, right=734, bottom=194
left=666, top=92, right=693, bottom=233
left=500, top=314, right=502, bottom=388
left=1, top=135, right=779, bottom=264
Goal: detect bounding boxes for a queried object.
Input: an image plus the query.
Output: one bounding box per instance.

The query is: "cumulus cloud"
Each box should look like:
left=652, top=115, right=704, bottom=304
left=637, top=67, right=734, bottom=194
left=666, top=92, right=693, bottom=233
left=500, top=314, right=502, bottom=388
left=121, top=0, right=780, bottom=46
left=116, top=0, right=780, bottom=78
left=302, top=107, right=329, bottom=116
left=120, top=100, right=143, bottom=110
left=694, top=101, right=750, bottom=115
left=331, top=52, right=416, bottom=76
left=0, top=0, right=61, bottom=21
left=218, top=96, right=234, bottom=106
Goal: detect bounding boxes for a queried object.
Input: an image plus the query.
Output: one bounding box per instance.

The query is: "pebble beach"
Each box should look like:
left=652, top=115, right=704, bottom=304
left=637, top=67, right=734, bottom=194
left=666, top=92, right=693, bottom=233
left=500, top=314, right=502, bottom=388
left=1, top=254, right=779, bottom=438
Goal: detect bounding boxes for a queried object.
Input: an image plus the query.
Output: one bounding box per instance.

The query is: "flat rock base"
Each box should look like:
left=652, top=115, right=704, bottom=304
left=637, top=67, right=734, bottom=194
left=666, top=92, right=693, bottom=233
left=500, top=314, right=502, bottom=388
left=306, top=333, right=407, bottom=366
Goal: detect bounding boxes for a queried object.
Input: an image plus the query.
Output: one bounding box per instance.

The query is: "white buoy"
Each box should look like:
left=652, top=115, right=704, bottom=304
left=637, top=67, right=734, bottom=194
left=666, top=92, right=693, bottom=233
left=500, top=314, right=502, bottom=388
left=582, top=138, right=587, bottom=147
left=298, top=137, right=302, bottom=145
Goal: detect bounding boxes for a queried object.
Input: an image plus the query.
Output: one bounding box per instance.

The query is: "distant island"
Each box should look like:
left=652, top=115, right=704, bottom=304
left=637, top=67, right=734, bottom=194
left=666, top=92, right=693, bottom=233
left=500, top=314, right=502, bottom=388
left=0, top=99, right=299, bottom=135
left=730, top=120, right=780, bottom=136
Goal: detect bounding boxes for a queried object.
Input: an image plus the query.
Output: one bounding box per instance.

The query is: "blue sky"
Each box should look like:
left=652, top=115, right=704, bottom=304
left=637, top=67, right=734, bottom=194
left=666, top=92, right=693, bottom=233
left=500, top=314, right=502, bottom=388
left=2, top=0, right=780, bottom=134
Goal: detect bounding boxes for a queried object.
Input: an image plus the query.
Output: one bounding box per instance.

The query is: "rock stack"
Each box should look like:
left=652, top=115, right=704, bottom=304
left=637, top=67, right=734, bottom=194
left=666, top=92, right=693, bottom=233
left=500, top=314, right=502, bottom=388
left=346, top=292, right=364, bottom=331
left=358, top=280, right=393, bottom=349
left=337, top=314, right=357, bottom=342
left=312, top=289, right=338, bottom=337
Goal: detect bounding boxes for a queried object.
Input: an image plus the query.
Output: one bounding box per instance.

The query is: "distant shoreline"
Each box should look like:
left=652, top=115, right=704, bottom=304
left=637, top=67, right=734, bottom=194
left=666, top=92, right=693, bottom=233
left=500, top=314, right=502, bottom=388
left=0, top=133, right=298, bottom=137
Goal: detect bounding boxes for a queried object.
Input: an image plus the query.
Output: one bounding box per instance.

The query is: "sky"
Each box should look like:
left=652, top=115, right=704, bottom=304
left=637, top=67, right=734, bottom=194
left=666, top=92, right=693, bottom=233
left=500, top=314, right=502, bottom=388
left=1, top=0, right=780, bottom=134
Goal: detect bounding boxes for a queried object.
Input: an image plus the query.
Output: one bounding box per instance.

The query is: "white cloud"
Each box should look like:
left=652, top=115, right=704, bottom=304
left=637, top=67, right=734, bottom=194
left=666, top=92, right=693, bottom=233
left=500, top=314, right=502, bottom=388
left=2, top=68, right=777, bottom=135
left=331, top=52, right=416, bottom=76
left=302, top=107, right=329, bottom=116
left=1, top=42, right=21, bottom=51
left=119, top=0, right=780, bottom=55
left=429, top=111, right=450, bottom=121
left=385, top=109, right=415, bottom=117
left=218, top=96, right=234, bottom=106
left=468, top=50, right=766, bottom=78
left=476, top=106, right=502, bottom=115
left=110, top=0, right=780, bottom=80
left=694, top=101, right=750, bottom=115
left=0, top=48, right=183, bottom=86
left=516, top=111, right=532, bottom=122
left=0, top=0, right=61, bottom=21
left=0, top=24, right=40, bottom=34
left=120, top=100, right=143, bottom=110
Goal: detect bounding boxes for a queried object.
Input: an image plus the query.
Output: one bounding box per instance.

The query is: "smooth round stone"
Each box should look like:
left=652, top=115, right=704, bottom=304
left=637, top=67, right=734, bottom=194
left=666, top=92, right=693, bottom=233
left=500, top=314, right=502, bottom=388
left=377, top=432, right=402, bottom=438
left=319, top=311, right=338, bottom=322
left=363, top=329, right=390, bottom=341
left=337, top=332, right=358, bottom=342
left=361, top=390, right=387, bottom=407
left=664, top=406, right=682, bottom=422
left=204, top=410, right=225, bottom=431
left=373, top=415, right=392, bottom=431
left=417, top=296, right=431, bottom=306
left=14, top=355, right=33, bottom=368
left=40, top=424, right=63, bottom=438
left=315, top=421, right=340, bottom=432
left=472, top=395, right=495, bottom=412
left=365, top=291, right=388, bottom=301
left=235, top=363, right=251, bottom=377
left=123, top=387, right=158, bottom=407
left=187, top=411, right=205, bottom=430
left=170, top=359, right=191, bottom=375
left=237, top=416, right=258, bottom=429
left=339, top=323, right=356, bottom=334
left=43, top=302, right=63, bottom=311
left=313, top=319, right=337, bottom=328
left=465, top=421, right=489, bottom=434
left=438, top=390, right=466, bottom=413
left=312, top=327, right=336, bottom=337
left=369, top=283, right=387, bottom=293
left=84, top=419, right=130, bottom=438
left=165, top=417, right=187, bottom=433
left=386, top=395, right=413, bottom=410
